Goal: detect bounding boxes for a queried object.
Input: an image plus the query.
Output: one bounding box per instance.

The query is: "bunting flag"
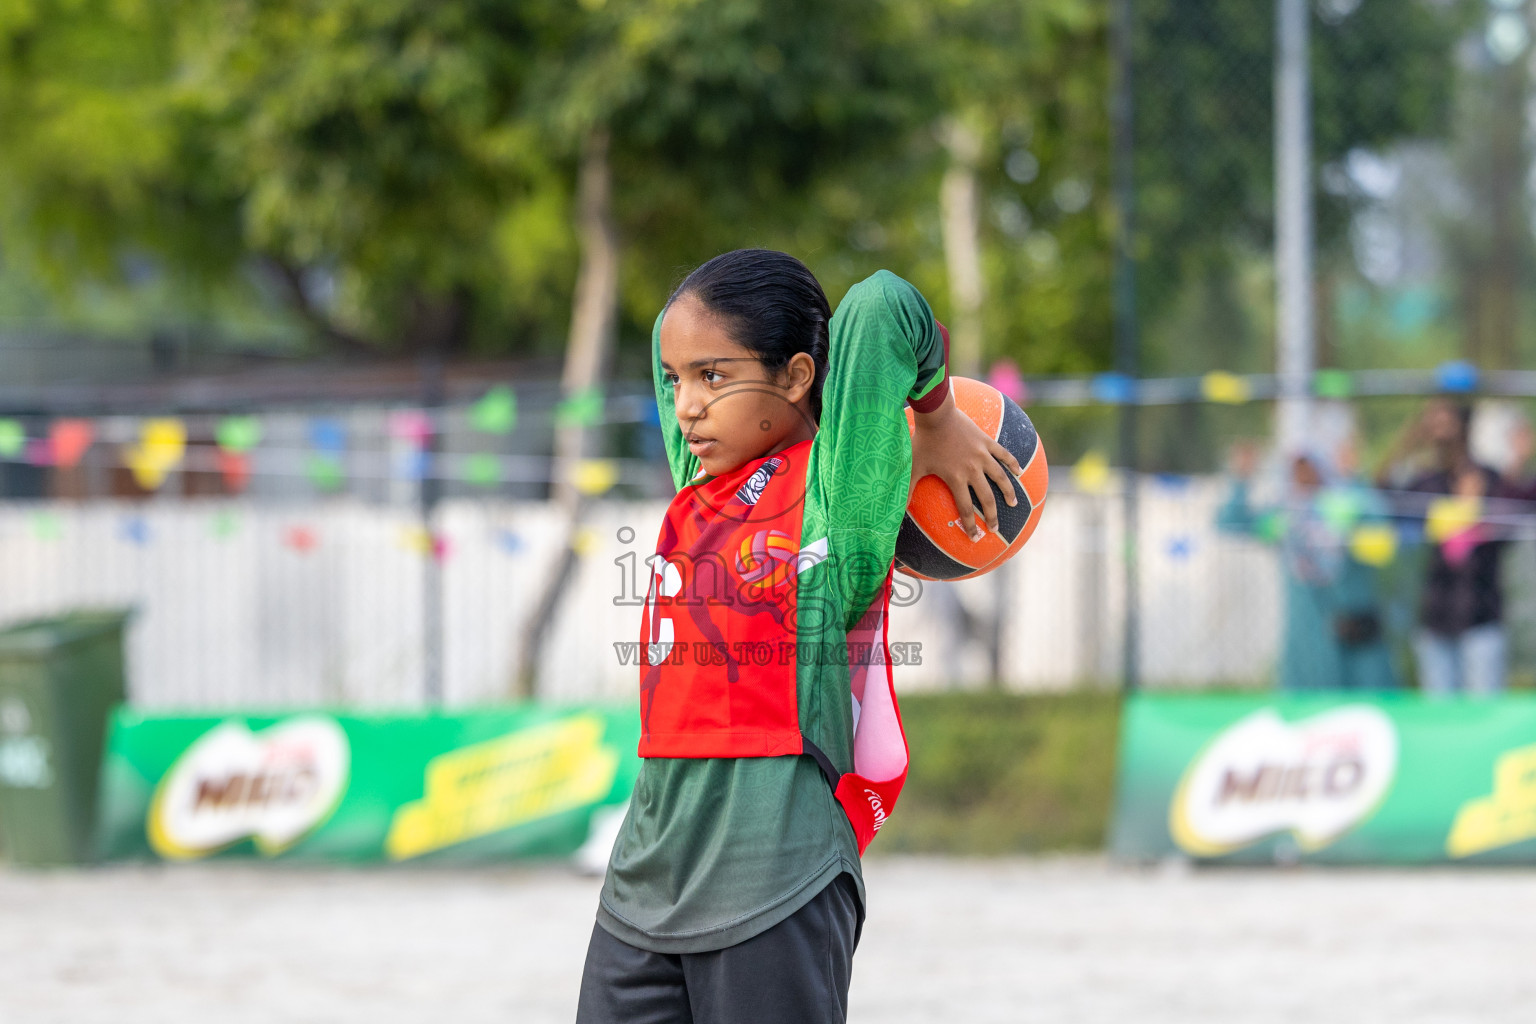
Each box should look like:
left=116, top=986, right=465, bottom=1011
left=465, top=453, right=502, bottom=487
left=572, top=526, right=601, bottom=556
left=215, top=416, right=262, bottom=453
left=49, top=419, right=94, bottom=468
left=119, top=516, right=151, bottom=546
left=1426, top=495, right=1481, bottom=544
left=1434, top=360, right=1479, bottom=394
left=555, top=386, right=605, bottom=428
left=282, top=525, right=318, bottom=553
left=24, top=438, right=53, bottom=466
left=210, top=510, right=240, bottom=539
left=1090, top=373, right=1135, bottom=404
left=217, top=451, right=251, bottom=493
left=1253, top=510, right=1286, bottom=543
left=398, top=526, right=434, bottom=555
left=1313, top=369, right=1354, bottom=399
left=142, top=418, right=187, bottom=462
left=1349, top=524, right=1397, bottom=567
left=1317, top=488, right=1364, bottom=533
left=396, top=450, right=431, bottom=482
left=1166, top=535, right=1195, bottom=561
left=573, top=459, right=619, bottom=496
left=30, top=511, right=62, bottom=540
left=308, top=417, right=347, bottom=454
left=126, top=418, right=187, bottom=491
left=0, top=419, right=22, bottom=458
left=305, top=418, right=347, bottom=491
left=987, top=359, right=1027, bottom=405
left=388, top=409, right=432, bottom=448
left=1071, top=450, right=1112, bottom=495
left=125, top=449, right=170, bottom=491
left=305, top=455, right=345, bottom=492
left=398, top=526, right=451, bottom=561
left=470, top=386, right=517, bottom=434
left=1200, top=371, right=1251, bottom=405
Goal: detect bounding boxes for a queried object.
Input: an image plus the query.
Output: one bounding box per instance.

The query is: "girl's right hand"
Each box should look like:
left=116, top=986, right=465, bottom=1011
left=910, top=391, right=1023, bottom=542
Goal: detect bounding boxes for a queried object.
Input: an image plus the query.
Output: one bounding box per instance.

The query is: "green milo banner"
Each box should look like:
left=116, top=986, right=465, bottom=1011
left=1111, top=693, right=1536, bottom=864
left=97, top=704, right=640, bottom=863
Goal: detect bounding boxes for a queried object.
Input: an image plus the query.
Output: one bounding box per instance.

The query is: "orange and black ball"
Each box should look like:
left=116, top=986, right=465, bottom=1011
left=897, top=377, right=1048, bottom=581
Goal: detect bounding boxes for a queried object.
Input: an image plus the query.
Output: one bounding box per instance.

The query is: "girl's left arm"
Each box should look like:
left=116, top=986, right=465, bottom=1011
left=811, top=270, right=1018, bottom=628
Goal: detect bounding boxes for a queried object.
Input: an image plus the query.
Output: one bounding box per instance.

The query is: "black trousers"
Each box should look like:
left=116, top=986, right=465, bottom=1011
left=575, top=873, right=863, bottom=1024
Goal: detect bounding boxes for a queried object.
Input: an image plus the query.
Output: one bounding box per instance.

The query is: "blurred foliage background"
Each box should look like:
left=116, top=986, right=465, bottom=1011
left=0, top=0, right=1502, bottom=422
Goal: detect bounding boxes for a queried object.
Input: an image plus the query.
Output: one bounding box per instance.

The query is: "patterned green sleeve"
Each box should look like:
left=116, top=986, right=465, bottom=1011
left=806, top=270, right=949, bottom=630
left=650, top=308, right=702, bottom=493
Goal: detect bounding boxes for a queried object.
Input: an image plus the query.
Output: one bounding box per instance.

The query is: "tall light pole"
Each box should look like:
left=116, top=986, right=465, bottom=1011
left=1111, top=0, right=1140, bottom=691
left=1275, top=0, right=1316, bottom=456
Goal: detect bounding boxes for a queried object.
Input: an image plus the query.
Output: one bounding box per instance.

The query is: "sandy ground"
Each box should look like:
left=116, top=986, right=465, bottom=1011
left=4, top=856, right=1536, bottom=1023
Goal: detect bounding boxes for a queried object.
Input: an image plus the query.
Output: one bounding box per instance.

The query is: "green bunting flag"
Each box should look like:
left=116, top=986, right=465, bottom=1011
left=465, top=453, right=502, bottom=486
left=306, top=454, right=345, bottom=492
left=1317, top=488, right=1363, bottom=533
left=555, top=386, right=605, bottom=428
left=30, top=511, right=62, bottom=540
left=470, top=386, right=517, bottom=434
left=216, top=416, right=263, bottom=453
left=210, top=510, right=241, bottom=539
left=1314, top=369, right=1354, bottom=399
left=0, top=419, right=24, bottom=458
left=1254, top=510, right=1286, bottom=543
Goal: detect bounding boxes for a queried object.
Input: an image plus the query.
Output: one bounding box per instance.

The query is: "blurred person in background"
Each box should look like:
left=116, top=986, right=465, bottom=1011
left=1218, top=439, right=1398, bottom=691
left=1374, top=399, right=1515, bottom=696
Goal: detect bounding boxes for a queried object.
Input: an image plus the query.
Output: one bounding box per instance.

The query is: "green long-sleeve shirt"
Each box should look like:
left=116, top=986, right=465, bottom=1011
left=595, top=269, right=949, bottom=953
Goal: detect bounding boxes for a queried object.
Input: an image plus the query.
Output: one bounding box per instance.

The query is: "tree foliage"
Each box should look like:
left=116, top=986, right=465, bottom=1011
left=0, top=0, right=1466, bottom=378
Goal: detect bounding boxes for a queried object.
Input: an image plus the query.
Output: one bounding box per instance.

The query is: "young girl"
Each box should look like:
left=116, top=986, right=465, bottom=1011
left=576, top=249, right=1021, bottom=1023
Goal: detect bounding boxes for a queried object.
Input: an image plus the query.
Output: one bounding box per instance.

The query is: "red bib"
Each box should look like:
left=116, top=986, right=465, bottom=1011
left=638, top=439, right=910, bottom=855
left=638, top=441, right=810, bottom=757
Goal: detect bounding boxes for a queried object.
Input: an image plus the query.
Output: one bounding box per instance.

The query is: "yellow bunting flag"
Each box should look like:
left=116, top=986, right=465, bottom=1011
left=1349, top=524, right=1397, bottom=567
left=1071, top=450, right=1112, bottom=495
left=125, top=449, right=170, bottom=491
left=398, top=526, right=435, bottom=556
left=572, top=526, right=601, bottom=556
left=573, top=459, right=619, bottom=497
left=126, top=418, right=187, bottom=491
left=142, top=418, right=186, bottom=463
left=1426, top=496, right=1481, bottom=543
left=1200, top=371, right=1251, bottom=405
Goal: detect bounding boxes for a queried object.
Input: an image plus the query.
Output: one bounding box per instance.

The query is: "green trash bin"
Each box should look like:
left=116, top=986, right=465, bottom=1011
left=0, top=609, right=131, bottom=866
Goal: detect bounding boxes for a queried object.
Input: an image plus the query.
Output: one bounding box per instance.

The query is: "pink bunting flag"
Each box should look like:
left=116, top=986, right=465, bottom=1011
left=218, top=451, right=251, bottom=494
left=987, top=359, right=1027, bottom=405
left=283, top=525, right=319, bottom=553
left=49, top=419, right=94, bottom=468
left=24, top=438, right=54, bottom=467
left=388, top=409, right=433, bottom=449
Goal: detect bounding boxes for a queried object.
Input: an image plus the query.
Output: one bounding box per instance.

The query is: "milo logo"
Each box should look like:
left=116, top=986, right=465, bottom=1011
left=1169, top=706, right=1398, bottom=857
left=148, top=717, right=350, bottom=860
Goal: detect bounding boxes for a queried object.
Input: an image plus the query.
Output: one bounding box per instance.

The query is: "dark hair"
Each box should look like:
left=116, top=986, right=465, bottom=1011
left=667, top=249, right=831, bottom=422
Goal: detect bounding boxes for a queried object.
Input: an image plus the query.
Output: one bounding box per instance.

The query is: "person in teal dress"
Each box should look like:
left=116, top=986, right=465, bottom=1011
left=1217, top=441, right=1399, bottom=692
